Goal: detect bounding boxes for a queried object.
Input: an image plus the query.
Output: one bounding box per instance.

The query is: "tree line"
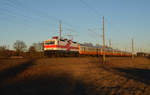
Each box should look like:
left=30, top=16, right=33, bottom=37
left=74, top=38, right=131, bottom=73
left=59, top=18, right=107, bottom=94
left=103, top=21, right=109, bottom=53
left=0, top=40, right=44, bottom=58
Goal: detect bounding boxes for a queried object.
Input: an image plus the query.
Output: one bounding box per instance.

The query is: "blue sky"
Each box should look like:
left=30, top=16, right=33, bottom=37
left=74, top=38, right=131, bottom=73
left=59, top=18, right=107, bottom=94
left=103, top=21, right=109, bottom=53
left=0, top=0, right=150, bottom=52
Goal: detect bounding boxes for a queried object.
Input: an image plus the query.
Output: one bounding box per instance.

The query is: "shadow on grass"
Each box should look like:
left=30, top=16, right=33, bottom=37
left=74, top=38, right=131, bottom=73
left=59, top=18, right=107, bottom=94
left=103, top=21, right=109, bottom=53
left=100, top=64, right=150, bottom=85
left=2, top=59, right=150, bottom=95
left=0, top=59, right=35, bottom=84
left=1, top=73, right=89, bottom=95
left=114, top=68, right=150, bottom=85
left=1, top=66, right=142, bottom=95
left=2, top=67, right=148, bottom=95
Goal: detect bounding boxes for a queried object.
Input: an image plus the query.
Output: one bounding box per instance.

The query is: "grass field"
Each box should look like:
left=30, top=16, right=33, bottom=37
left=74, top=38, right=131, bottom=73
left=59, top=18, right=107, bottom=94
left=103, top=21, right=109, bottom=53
left=0, top=57, right=150, bottom=95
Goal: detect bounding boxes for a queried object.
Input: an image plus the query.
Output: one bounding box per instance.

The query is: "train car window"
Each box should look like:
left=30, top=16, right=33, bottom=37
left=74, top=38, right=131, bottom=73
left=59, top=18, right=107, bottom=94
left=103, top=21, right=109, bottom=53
left=45, top=41, right=55, bottom=45
left=89, top=48, right=91, bottom=51
left=88, top=48, right=90, bottom=51
left=83, top=47, right=85, bottom=51
left=60, top=39, right=65, bottom=41
left=106, top=50, right=109, bottom=53
left=81, top=47, right=84, bottom=51
left=64, top=39, right=67, bottom=41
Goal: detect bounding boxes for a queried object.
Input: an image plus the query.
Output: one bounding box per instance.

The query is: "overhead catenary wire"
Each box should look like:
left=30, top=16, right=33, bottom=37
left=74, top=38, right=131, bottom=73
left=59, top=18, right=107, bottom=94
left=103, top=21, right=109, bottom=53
left=0, top=0, right=80, bottom=41
left=79, top=0, right=120, bottom=51
left=0, top=0, right=37, bottom=28
left=1, top=0, right=76, bottom=32
left=79, top=0, right=101, bottom=17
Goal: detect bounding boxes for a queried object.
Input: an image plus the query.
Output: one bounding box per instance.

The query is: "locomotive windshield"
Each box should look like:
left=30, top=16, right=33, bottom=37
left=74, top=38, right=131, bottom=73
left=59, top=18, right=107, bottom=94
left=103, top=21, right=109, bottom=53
left=44, top=41, right=55, bottom=45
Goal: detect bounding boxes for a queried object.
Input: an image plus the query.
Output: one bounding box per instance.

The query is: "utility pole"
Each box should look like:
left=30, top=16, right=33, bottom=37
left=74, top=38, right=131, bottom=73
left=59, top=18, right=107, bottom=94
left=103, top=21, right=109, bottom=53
left=132, top=38, right=134, bottom=60
left=109, top=39, right=111, bottom=48
left=102, top=16, right=106, bottom=63
left=125, top=48, right=127, bottom=52
left=140, top=48, right=142, bottom=52
left=59, top=20, right=62, bottom=39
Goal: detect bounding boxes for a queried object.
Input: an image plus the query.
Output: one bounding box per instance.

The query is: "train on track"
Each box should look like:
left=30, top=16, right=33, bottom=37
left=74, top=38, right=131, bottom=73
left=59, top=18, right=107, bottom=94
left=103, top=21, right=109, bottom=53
left=43, top=36, right=132, bottom=57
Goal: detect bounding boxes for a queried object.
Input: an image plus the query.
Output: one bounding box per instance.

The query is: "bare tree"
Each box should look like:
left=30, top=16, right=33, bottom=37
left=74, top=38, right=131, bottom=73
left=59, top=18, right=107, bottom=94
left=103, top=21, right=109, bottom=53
left=0, top=46, right=7, bottom=58
left=28, top=46, right=36, bottom=57
left=95, top=44, right=101, bottom=47
left=0, top=46, right=7, bottom=51
left=83, top=42, right=93, bottom=47
left=32, top=42, right=43, bottom=52
left=13, top=40, right=27, bottom=55
left=28, top=43, right=44, bottom=58
left=29, top=46, right=36, bottom=53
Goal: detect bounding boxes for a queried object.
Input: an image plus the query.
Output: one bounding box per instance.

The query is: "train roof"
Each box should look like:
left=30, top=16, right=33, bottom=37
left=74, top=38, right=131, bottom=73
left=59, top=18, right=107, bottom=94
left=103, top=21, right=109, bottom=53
left=79, top=43, right=113, bottom=49
left=79, top=43, right=131, bottom=53
left=44, top=36, right=78, bottom=44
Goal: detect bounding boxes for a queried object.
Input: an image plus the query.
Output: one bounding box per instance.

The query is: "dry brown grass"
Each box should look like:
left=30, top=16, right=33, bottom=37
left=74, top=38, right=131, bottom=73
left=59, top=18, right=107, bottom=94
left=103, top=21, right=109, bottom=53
left=0, top=57, right=150, bottom=95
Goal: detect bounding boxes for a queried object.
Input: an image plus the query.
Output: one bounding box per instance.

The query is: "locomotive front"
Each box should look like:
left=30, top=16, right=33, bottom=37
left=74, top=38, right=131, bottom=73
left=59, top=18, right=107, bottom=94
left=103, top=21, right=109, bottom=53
left=44, top=36, right=79, bottom=56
